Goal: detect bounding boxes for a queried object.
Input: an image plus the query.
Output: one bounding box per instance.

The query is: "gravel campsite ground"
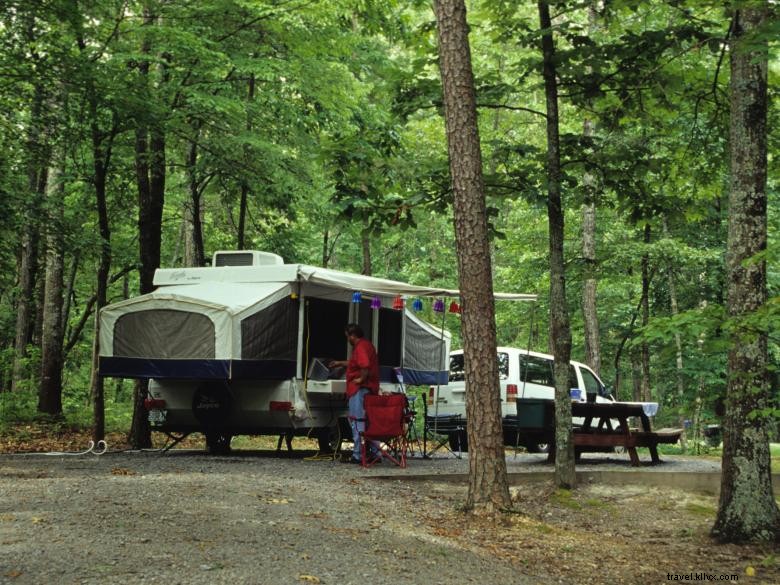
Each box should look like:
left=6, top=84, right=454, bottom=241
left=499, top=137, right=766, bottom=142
left=0, top=436, right=778, bottom=585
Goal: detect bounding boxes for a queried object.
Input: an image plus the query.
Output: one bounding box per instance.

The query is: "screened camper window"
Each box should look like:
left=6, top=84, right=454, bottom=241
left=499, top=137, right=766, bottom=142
left=303, top=297, right=350, bottom=361
left=378, top=308, right=402, bottom=366
left=114, top=310, right=215, bottom=358
left=404, top=315, right=446, bottom=372
left=241, top=296, right=298, bottom=360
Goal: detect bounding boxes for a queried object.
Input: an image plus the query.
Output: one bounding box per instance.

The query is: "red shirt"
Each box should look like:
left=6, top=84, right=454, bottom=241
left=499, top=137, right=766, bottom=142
left=345, top=338, right=380, bottom=397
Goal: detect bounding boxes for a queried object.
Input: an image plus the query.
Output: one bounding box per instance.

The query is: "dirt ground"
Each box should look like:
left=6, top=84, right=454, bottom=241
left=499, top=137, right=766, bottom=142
left=0, top=426, right=778, bottom=585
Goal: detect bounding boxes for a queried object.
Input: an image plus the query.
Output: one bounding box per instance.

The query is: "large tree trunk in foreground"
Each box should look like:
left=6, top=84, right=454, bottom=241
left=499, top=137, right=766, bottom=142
left=712, top=3, right=779, bottom=543
left=538, top=0, right=574, bottom=489
left=434, top=0, right=510, bottom=512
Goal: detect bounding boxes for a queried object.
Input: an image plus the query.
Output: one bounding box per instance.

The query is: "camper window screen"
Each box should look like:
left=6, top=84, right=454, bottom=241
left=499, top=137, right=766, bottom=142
left=114, top=309, right=215, bottom=358
left=241, top=297, right=297, bottom=360
left=403, top=315, right=446, bottom=372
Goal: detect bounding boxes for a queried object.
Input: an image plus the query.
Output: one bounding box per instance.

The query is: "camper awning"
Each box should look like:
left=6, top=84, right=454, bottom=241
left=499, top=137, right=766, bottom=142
left=152, top=263, right=536, bottom=301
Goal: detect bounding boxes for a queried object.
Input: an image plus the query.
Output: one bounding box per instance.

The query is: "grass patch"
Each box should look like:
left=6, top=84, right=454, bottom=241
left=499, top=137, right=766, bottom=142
left=685, top=502, right=717, bottom=517
left=583, top=498, right=611, bottom=510
left=550, top=489, right=582, bottom=510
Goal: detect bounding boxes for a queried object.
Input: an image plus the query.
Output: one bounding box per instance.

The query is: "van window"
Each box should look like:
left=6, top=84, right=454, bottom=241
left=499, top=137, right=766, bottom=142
left=449, top=354, right=465, bottom=381
left=449, top=352, right=509, bottom=381
left=581, top=368, right=604, bottom=395
left=519, top=355, right=554, bottom=386
left=498, top=352, right=509, bottom=380
left=569, top=365, right=579, bottom=389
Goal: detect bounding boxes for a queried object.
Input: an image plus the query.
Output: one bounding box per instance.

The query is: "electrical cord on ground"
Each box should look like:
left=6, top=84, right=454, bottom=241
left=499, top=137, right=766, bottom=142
left=26, top=440, right=109, bottom=456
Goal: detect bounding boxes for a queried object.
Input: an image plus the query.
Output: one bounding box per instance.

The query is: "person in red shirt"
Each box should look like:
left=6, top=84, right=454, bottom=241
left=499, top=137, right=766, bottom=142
left=329, top=323, right=380, bottom=463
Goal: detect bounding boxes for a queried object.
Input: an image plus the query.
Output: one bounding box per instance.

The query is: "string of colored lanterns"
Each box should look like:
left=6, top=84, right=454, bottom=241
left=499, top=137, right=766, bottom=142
left=350, top=292, right=460, bottom=314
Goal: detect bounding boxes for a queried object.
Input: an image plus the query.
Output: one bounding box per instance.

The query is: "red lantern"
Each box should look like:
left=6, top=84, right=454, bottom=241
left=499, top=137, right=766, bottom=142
left=448, top=301, right=461, bottom=314
left=392, top=295, right=404, bottom=310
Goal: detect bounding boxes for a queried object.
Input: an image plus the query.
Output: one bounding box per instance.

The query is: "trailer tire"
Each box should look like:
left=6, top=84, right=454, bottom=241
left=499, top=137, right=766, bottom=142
left=316, top=425, right=342, bottom=454
left=205, top=432, right=232, bottom=455
left=524, top=441, right=549, bottom=454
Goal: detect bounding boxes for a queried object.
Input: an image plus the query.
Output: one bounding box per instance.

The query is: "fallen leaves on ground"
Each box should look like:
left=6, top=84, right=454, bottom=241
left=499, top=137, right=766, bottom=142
left=418, top=482, right=779, bottom=585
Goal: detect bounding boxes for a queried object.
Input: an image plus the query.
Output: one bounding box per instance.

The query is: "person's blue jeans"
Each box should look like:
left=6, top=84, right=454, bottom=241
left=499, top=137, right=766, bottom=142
left=348, top=388, right=381, bottom=461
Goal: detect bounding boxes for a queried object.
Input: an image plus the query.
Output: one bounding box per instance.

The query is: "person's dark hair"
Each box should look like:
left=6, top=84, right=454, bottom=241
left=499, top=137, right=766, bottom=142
left=344, top=323, right=364, bottom=338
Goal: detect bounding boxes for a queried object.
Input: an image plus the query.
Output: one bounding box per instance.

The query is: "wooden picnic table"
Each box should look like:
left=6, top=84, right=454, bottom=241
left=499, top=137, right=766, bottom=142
left=530, top=400, right=682, bottom=466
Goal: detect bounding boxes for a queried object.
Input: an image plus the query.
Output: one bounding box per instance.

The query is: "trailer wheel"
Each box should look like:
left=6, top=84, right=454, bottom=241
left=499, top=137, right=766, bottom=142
left=205, top=432, right=232, bottom=455
left=524, top=441, right=549, bottom=454
left=316, top=425, right=342, bottom=454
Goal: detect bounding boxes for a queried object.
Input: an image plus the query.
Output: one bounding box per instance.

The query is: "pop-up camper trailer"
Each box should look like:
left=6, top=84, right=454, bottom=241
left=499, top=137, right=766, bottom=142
left=99, top=251, right=533, bottom=453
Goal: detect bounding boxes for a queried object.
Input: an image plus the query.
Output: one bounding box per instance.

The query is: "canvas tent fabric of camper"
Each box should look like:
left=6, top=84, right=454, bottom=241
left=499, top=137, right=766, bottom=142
left=97, top=263, right=518, bottom=386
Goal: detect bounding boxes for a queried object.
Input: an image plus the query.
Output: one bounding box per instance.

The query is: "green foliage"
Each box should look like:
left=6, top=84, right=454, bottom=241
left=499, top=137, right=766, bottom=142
left=0, top=0, right=776, bottom=440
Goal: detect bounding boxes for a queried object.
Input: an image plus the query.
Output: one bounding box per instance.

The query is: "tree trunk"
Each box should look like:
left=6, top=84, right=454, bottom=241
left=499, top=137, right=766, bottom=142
left=39, top=149, right=65, bottom=415
left=581, top=1, right=601, bottom=376
left=129, top=6, right=163, bottom=449
left=185, top=127, right=205, bottom=266
left=640, top=223, right=651, bottom=403
left=434, top=0, right=510, bottom=512
left=538, top=0, right=575, bottom=489
left=361, top=222, right=372, bottom=276
left=322, top=230, right=330, bottom=268
left=238, top=73, right=255, bottom=250
left=89, top=122, right=112, bottom=444
left=663, top=215, right=687, bottom=451
left=12, top=84, right=46, bottom=393
left=712, top=3, right=779, bottom=543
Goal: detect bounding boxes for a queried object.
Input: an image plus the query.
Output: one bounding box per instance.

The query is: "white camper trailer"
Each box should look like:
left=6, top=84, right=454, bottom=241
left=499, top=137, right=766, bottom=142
left=101, top=251, right=507, bottom=453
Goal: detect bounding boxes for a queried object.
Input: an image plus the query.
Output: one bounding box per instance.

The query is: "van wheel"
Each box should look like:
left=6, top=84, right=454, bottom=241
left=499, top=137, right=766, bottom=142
left=206, top=432, right=232, bottom=455
left=524, top=441, right=549, bottom=454
left=316, top=425, right=342, bottom=454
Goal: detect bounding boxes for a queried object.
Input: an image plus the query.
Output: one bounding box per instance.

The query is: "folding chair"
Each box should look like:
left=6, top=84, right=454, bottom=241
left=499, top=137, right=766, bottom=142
left=424, top=413, right=466, bottom=458
left=403, top=395, right=424, bottom=457
left=359, top=393, right=409, bottom=468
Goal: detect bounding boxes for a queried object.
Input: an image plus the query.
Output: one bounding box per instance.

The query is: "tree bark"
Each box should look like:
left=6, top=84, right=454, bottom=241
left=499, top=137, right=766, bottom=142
left=361, top=221, right=372, bottom=276
left=538, top=0, right=575, bottom=489
left=129, top=5, right=164, bottom=449
left=238, top=73, right=255, bottom=250
left=434, top=0, right=510, bottom=512
left=712, top=3, right=779, bottom=543
left=640, top=223, right=651, bottom=403
left=39, top=148, right=65, bottom=415
left=12, top=83, right=46, bottom=393
left=75, top=12, right=117, bottom=442
left=581, top=1, right=601, bottom=376
left=663, top=215, right=687, bottom=451
left=185, top=125, right=205, bottom=267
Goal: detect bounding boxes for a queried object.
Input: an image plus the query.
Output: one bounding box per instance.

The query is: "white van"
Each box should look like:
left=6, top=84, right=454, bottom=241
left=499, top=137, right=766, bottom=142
left=431, top=347, right=614, bottom=452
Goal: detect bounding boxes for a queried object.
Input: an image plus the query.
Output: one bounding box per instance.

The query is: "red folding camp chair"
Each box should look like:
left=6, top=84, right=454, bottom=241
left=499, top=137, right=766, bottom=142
left=359, top=393, right=409, bottom=468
